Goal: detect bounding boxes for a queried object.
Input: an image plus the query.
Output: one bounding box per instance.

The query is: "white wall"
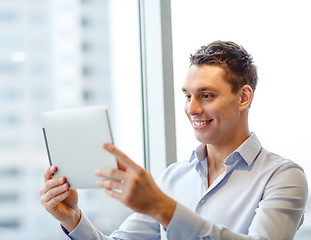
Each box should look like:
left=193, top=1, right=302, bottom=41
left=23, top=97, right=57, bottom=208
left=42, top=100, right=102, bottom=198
left=171, top=0, right=311, bottom=186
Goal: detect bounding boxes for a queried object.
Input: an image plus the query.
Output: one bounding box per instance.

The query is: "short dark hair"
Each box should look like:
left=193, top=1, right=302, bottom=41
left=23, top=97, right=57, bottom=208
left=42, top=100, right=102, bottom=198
left=190, top=40, right=258, bottom=93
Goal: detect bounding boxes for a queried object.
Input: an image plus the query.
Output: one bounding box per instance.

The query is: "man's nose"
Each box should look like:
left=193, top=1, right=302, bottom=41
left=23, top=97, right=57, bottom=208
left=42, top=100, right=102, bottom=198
left=187, top=98, right=203, bottom=116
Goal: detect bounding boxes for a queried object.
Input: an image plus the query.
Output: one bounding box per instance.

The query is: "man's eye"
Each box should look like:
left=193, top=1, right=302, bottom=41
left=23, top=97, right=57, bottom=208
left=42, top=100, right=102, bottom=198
left=184, top=95, right=191, bottom=100
left=202, top=94, right=213, bottom=99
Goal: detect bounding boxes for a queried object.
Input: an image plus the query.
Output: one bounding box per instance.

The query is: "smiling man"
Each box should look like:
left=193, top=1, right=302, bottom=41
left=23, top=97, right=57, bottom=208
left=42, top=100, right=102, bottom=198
left=40, top=41, right=308, bottom=240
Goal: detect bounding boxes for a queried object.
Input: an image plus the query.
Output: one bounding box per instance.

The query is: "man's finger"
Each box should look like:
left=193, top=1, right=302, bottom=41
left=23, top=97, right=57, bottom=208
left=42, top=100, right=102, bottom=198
left=43, top=166, right=57, bottom=182
left=96, top=178, right=124, bottom=191
left=40, top=176, right=66, bottom=196
left=103, top=143, right=139, bottom=170
left=95, top=168, right=127, bottom=181
left=117, top=159, right=126, bottom=171
left=41, top=182, right=70, bottom=204
left=42, top=190, right=70, bottom=212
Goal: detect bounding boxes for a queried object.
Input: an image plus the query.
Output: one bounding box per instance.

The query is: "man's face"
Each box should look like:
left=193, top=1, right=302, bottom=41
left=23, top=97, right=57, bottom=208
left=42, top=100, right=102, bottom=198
left=182, top=64, right=243, bottom=146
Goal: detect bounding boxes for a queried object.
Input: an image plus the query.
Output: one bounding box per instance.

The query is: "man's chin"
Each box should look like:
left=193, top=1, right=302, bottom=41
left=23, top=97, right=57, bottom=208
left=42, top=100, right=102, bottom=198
left=194, top=134, right=212, bottom=145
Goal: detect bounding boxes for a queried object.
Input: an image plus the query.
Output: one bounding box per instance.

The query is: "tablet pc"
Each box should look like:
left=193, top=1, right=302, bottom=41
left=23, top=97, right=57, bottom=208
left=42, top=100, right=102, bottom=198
left=40, top=105, right=117, bottom=189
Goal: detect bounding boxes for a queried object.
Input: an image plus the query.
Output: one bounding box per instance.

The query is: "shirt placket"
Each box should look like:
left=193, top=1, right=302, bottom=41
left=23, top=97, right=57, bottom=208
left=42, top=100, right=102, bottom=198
left=195, top=153, right=242, bottom=211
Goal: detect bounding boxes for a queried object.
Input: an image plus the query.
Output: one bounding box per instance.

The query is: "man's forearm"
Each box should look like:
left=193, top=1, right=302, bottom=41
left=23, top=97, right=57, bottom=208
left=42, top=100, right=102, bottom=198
left=148, top=194, right=177, bottom=229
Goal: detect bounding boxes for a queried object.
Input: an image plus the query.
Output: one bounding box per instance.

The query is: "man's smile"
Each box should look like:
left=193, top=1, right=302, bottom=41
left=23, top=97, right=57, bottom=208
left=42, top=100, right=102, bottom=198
left=192, top=119, right=213, bottom=129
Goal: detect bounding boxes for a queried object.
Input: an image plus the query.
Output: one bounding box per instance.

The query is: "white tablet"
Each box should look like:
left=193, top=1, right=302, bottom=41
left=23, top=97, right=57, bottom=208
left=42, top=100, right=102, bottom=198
left=40, top=105, right=117, bottom=189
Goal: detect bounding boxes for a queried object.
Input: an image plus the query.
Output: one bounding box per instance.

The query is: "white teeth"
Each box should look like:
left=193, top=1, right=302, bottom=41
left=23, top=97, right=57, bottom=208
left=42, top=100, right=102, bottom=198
left=194, top=121, right=207, bottom=126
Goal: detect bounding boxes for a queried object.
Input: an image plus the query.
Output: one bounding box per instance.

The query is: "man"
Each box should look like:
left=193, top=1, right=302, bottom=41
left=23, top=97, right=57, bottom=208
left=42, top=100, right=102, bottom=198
left=40, top=41, right=308, bottom=239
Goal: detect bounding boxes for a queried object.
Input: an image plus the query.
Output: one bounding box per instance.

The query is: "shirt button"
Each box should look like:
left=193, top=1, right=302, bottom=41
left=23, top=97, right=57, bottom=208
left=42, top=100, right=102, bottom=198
left=200, top=199, right=206, bottom=204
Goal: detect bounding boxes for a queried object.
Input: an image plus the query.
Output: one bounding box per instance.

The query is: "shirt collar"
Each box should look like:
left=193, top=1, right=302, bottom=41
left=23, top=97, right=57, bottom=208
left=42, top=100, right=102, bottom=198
left=225, top=133, right=262, bottom=166
left=190, top=143, right=207, bottom=163
left=189, top=132, right=262, bottom=166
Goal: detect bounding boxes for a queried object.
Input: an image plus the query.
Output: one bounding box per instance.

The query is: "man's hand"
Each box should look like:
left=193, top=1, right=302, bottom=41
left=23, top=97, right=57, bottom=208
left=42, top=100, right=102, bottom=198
left=95, top=143, right=177, bottom=228
left=40, top=166, right=81, bottom=232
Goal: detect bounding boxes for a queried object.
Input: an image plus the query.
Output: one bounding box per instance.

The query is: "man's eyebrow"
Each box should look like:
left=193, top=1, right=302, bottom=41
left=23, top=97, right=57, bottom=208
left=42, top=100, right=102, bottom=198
left=181, top=87, right=187, bottom=93
left=181, top=87, right=218, bottom=92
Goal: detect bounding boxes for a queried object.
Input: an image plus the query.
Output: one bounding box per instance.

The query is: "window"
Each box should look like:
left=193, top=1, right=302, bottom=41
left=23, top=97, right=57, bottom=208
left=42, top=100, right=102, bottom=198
left=0, top=1, right=143, bottom=239
left=0, top=10, right=18, bottom=22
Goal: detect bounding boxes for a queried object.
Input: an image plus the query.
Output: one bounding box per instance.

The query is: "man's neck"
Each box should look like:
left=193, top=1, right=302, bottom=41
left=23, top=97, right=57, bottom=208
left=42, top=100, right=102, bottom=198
left=205, top=130, right=251, bottom=188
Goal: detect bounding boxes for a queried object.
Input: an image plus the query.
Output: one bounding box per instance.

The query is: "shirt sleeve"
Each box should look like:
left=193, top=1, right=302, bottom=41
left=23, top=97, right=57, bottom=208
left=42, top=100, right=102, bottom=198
left=166, top=165, right=308, bottom=240
left=66, top=213, right=112, bottom=240
left=110, top=212, right=161, bottom=240
left=64, top=211, right=161, bottom=240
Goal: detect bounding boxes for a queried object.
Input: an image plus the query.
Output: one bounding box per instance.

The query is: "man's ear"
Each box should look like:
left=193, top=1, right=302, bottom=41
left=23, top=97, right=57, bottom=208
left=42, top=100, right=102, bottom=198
left=239, top=85, right=253, bottom=111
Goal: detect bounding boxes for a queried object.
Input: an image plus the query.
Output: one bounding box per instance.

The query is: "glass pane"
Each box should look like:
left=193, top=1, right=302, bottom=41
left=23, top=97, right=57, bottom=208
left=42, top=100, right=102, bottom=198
left=171, top=0, right=311, bottom=238
left=0, top=0, right=143, bottom=239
